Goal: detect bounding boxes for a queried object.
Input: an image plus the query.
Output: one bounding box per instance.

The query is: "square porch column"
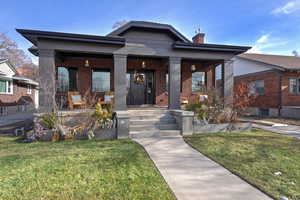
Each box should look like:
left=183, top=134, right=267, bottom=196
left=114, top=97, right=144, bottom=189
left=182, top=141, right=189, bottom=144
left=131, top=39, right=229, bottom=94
left=38, top=49, right=56, bottom=113
left=113, top=54, right=127, bottom=110
left=168, top=57, right=181, bottom=109
left=223, top=60, right=234, bottom=106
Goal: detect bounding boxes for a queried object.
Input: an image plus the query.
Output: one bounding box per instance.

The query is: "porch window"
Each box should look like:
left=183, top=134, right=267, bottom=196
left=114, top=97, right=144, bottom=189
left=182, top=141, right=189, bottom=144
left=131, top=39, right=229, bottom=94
left=289, top=78, right=300, bottom=94
left=249, top=80, right=264, bottom=95
left=92, top=70, right=110, bottom=92
left=192, top=72, right=206, bottom=92
left=0, top=80, right=13, bottom=94
left=57, top=67, right=78, bottom=92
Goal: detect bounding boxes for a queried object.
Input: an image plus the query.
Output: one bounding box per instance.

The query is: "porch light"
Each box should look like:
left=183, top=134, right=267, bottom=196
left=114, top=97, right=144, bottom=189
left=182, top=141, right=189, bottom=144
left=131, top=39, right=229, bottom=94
left=191, top=64, right=196, bottom=71
left=85, top=60, right=90, bottom=67
left=142, top=61, right=146, bottom=68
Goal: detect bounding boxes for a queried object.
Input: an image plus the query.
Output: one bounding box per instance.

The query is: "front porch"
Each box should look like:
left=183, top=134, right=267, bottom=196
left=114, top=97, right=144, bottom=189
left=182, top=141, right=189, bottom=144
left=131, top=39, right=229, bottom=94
left=51, top=52, right=230, bottom=111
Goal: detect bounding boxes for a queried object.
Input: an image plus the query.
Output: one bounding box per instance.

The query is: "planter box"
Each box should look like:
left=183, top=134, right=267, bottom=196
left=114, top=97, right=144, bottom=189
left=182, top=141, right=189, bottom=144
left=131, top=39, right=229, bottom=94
left=38, top=130, right=56, bottom=141
left=94, top=128, right=116, bottom=139
left=194, top=120, right=252, bottom=134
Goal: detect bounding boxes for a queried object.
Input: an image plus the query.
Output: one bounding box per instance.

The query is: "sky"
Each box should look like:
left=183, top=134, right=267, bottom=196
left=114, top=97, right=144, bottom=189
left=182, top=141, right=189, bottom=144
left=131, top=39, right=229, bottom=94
left=1, top=0, right=300, bottom=64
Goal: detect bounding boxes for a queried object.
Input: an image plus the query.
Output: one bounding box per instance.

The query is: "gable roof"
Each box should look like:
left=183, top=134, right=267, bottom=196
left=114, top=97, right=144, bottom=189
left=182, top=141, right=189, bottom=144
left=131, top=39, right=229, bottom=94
left=238, top=53, right=300, bottom=70
left=107, top=21, right=191, bottom=43
left=0, top=59, right=18, bottom=74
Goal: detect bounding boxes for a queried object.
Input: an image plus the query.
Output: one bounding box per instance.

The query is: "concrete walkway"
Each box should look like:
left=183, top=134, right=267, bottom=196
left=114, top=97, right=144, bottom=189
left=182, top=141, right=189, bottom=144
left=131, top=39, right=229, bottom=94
left=253, top=124, right=300, bottom=139
left=134, top=136, right=272, bottom=200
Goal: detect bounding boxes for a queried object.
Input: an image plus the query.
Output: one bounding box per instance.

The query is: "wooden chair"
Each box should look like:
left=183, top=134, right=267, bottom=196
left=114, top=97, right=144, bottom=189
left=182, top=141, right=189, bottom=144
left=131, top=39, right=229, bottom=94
left=181, top=96, right=189, bottom=105
left=67, top=91, right=86, bottom=109
left=98, top=91, right=114, bottom=107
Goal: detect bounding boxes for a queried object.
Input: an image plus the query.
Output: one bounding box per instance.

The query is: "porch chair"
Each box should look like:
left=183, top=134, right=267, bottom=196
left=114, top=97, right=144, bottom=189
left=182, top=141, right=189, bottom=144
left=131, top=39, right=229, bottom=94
left=67, top=91, right=86, bottom=110
left=98, top=91, right=114, bottom=108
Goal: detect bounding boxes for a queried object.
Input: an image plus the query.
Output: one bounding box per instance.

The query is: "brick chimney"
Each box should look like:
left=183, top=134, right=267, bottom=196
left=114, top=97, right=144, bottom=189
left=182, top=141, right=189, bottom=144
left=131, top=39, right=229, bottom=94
left=192, top=33, right=205, bottom=44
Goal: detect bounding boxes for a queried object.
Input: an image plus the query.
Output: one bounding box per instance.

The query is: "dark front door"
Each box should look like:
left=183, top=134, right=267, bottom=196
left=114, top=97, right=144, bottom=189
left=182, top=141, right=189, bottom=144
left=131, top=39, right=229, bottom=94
left=127, top=70, right=155, bottom=105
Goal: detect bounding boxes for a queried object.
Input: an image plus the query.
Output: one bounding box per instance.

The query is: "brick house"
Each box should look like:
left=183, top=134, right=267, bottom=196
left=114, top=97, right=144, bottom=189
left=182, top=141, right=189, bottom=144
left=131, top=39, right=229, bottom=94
left=0, top=59, right=38, bottom=116
left=17, top=21, right=250, bottom=112
left=234, top=53, right=300, bottom=118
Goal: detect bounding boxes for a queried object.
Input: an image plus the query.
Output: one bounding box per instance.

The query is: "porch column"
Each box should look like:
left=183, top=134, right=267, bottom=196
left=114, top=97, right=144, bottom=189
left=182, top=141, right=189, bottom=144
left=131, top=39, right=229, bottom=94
left=38, top=49, right=56, bottom=113
left=113, top=54, right=127, bottom=110
left=168, top=57, right=181, bottom=109
left=223, top=60, right=234, bottom=106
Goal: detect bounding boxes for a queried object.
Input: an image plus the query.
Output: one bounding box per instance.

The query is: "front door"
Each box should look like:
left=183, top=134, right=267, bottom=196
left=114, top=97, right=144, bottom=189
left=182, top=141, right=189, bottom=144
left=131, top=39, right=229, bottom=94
left=126, top=70, right=155, bottom=105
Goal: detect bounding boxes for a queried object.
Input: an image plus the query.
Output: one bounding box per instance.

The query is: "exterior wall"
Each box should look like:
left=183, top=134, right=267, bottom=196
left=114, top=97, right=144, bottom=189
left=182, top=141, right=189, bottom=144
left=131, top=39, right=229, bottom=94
left=281, top=106, right=300, bottom=119
left=281, top=71, right=300, bottom=106
left=0, top=81, right=36, bottom=115
left=233, top=57, right=273, bottom=76
left=235, top=70, right=281, bottom=109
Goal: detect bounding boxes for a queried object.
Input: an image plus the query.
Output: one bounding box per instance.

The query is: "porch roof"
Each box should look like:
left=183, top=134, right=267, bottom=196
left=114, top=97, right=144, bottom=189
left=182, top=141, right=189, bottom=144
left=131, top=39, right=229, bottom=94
left=173, top=41, right=251, bottom=55
left=16, top=29, right=126, bottom=46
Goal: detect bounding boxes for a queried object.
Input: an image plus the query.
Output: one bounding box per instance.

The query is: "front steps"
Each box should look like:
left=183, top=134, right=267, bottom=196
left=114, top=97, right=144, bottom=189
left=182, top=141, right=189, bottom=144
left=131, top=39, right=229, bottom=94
left=128, top=109, right=181, bottom=138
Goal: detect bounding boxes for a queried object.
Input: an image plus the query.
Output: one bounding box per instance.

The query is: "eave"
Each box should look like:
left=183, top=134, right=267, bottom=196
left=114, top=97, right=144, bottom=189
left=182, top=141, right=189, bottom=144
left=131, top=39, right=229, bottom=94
left=16, top=29, right=126, bottom=47
left=173, top=41, right=251, bottom=55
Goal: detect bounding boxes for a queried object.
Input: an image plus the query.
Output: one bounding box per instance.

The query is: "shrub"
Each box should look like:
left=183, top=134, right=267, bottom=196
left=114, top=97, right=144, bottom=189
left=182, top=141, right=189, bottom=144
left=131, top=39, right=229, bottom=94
left=41, top=113, right=57, bottom=129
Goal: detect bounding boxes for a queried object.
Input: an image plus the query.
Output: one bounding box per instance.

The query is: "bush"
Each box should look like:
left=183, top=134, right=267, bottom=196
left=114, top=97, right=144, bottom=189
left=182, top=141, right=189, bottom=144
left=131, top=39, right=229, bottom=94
left=41, top=113, right=57, bottom=129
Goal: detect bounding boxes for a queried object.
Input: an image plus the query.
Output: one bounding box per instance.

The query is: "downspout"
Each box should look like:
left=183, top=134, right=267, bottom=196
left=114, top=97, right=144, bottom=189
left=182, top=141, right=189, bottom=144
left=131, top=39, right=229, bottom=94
left=278, top=71, right=282, bottom=116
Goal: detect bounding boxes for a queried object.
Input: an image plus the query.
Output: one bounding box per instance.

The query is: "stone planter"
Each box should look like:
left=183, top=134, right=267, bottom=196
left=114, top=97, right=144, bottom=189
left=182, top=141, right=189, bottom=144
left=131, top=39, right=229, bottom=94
left=38, top=129, right=56, bottom=141
left=193, top=120, right=252, bottom=134
left=94, top=128, right=116, bottom=139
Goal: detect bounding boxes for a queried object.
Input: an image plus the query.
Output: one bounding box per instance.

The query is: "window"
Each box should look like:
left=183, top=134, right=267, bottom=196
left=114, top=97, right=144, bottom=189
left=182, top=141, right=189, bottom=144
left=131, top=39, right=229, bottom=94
left=289, top=78, right=300, bottom=94
left=27, top=85, right=32, bottom=94
left=0, top=107, right=7, bottom=116
left=57, top=67, right=78, bottom=92
left=192, top=72, right=206, bottom=92
left=0, top=80, right=13, bottom=94
left=249, top=80, right=264, bottom=95
left=92, top=70, right=110, bottom=92
left=166, top=72, right=168, bottom=92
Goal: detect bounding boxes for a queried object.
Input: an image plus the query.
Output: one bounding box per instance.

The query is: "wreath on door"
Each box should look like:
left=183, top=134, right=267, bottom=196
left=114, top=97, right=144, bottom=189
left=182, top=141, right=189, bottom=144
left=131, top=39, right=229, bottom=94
left=134, top=72, right=145, bottom=85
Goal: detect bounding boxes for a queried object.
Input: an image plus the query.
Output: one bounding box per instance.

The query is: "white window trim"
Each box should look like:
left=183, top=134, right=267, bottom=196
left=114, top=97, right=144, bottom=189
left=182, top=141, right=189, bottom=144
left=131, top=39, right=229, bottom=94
left=0, top=80, right=13, bottom=95
left=289, top=78, right=300, bottom=94
left=27, top=85, right=32, bottom=94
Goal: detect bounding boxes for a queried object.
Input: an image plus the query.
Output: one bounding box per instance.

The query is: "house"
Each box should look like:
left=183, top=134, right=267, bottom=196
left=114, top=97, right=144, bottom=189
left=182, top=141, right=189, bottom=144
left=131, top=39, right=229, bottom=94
left=0, top=58, right=38, bottom=116
left=234, top=53, right=300, bottom=119
left=16, top=21, right=250, bottom=113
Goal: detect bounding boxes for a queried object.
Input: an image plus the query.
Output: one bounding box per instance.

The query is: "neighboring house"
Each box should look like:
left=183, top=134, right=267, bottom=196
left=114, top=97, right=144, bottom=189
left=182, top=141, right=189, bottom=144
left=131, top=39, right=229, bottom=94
left=234, top=53, right=300, bottom=119
left=17, top=21, right=250, bottom=112
left=0, top=59, right=38, bottom=116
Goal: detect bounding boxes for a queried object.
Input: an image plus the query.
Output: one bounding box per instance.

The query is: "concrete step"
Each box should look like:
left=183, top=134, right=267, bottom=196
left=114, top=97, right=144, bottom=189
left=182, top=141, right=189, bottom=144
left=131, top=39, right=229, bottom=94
left=130, top=130, right=181, bottom=138
left=130, top=118, right=176, bottom=125
left=130, top=114, right=174, bottom=120
left=130, top=123, right=178, bottom=131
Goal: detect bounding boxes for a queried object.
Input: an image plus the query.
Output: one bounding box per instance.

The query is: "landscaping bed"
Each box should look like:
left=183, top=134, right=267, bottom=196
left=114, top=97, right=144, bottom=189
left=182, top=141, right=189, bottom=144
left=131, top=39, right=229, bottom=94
left=0, top=137, right=175, bottom=200
left=184, top=129, right=300, bottom=200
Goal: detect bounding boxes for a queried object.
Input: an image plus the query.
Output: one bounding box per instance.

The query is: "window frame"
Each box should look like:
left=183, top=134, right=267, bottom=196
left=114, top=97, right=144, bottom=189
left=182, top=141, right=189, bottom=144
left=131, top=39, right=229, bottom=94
left=191, top=71, right=207, bottom=93
left=27, top=85, right=32, bottom=94
left=249, top=79, right=265, bottom=95
left=289, top=78, right=300, bottom=94
left=0, top=80, right=13, bottom=94
left=91, top=69, right=111, bottom=93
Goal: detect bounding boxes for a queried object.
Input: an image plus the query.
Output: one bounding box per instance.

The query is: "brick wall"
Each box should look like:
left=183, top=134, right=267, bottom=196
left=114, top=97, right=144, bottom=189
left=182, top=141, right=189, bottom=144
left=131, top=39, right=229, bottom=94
left=234, top=70, right=281, bottom=108
left=281, top=71, right=300, bottom=106
left=0, top=81, right=36, bottom=106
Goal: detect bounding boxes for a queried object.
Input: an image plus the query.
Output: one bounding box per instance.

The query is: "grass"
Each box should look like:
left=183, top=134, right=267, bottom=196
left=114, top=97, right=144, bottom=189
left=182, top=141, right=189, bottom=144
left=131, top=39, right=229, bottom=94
left=184, top=129, right=300, bottom=200
left=0, top=137, right=175, bottom=200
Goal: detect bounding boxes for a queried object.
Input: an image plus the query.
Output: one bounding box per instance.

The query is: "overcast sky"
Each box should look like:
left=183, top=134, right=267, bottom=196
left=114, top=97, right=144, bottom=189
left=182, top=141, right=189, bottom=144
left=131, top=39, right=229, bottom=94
left=1, top=0, right=300, bottom=63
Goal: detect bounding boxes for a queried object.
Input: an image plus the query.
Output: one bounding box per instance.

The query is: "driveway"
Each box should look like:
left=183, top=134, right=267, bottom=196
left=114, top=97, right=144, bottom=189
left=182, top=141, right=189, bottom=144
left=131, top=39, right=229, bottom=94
left=0, top=112, right=34, bottom=135
left=134, top=136, right=271, bottom=200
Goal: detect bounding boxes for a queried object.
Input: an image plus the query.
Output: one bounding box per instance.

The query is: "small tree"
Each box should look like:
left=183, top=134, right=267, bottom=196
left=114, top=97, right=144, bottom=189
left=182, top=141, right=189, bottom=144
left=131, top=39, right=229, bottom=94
left=233, top=81, right=257, bottom=117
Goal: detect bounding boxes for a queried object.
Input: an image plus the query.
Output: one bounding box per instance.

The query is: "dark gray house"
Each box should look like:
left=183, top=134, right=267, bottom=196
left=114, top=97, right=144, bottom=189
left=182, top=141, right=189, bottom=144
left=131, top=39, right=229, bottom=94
left=17, top=21, right=250, bottom=113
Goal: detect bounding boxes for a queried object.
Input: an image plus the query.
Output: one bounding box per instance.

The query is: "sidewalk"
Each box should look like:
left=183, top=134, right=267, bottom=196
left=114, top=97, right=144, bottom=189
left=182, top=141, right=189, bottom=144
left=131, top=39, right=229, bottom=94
left=134, top=136, right=271, bottom=200
left=240, top=117, right=300, bottom=139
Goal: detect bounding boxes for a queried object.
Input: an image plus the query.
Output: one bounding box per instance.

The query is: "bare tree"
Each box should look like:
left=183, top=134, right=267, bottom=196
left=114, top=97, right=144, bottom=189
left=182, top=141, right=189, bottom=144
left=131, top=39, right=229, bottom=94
left=0, top=32, right=37, bottom=79
left=112, top=20, right=128, bottom=29
left=292, top=50, right=299, bottom=57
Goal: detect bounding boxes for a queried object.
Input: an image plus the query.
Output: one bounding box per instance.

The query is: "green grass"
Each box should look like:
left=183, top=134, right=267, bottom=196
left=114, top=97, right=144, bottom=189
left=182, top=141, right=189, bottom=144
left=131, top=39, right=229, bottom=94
left=184, top=129, right=300, bottom=200
left=0, top=138, right=175, bottom=200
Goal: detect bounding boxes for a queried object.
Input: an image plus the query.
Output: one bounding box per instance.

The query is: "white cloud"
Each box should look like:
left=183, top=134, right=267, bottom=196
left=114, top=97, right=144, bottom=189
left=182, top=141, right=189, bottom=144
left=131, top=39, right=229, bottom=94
left=271, top=0, right=300, bottom=15
left=248, top=34, right=287, bottom=53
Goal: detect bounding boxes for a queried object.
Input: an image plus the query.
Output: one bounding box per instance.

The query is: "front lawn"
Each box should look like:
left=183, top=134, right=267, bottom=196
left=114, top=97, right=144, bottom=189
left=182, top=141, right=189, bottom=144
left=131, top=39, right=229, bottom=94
left=0, top=138, right=175, bottom=200
left=184, top=129, right=300, bottom=200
